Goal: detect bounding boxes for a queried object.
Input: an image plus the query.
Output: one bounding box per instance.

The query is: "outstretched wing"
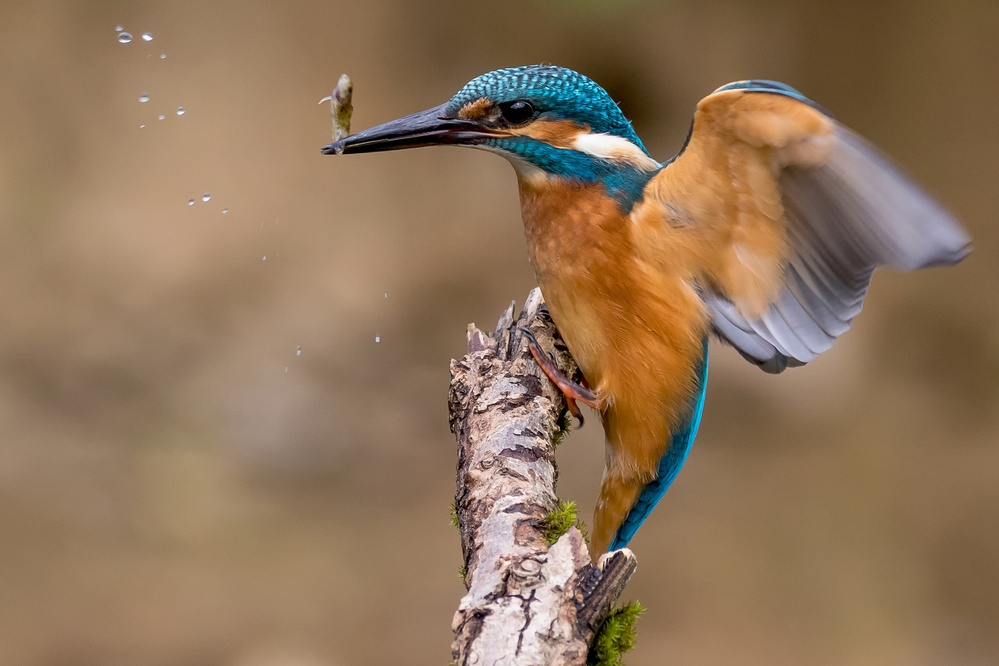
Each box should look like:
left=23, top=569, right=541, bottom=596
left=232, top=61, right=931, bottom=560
left=640, top=81, right=971, bottom=373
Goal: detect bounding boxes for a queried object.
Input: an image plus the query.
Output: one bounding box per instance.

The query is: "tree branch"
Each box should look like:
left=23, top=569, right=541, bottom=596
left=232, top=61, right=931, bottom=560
left=448, top=288, right=638, bottom=665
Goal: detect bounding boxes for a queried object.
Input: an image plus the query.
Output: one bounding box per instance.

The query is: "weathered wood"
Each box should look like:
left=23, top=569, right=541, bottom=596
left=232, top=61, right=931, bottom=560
left=448, top=288, right=638, bottom=665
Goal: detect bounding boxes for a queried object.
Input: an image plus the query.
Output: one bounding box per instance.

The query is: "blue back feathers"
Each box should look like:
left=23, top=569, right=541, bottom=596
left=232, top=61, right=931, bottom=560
left=609, top=337, right=709, bottom=551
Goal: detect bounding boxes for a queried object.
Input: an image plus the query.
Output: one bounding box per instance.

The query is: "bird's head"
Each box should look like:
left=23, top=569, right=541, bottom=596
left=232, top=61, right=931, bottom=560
left=322, top=65, right=661, bottom=206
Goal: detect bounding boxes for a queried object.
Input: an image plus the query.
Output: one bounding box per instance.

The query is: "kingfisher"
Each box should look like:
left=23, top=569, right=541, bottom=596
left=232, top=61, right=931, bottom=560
left=321, top=65, right=970, bottom=558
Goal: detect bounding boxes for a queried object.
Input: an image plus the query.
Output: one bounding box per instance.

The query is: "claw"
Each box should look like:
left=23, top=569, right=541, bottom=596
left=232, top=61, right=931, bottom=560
left=566, top=396, right=585, bottom=428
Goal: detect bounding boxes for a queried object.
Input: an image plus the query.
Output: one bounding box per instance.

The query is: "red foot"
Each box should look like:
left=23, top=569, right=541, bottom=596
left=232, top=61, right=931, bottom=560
left=517, top=327, right=599, bottom=427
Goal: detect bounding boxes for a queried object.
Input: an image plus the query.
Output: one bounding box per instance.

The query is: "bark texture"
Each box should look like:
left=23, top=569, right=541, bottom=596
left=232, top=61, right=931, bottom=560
left=448, top=288, right=637, bottom=665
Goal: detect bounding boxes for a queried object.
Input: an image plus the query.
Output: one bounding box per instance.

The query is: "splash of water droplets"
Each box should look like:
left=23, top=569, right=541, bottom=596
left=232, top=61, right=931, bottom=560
left=138, top=92, right=149, bottom=103
left=118, top=32, right=133, bottom=43
left=176, top=107, right=185, bottom=116
left=202, top=193, right=211, bottom=202
left=222, top=208, right=229, bottom=214
left=141, top=33, right=153, bottom=42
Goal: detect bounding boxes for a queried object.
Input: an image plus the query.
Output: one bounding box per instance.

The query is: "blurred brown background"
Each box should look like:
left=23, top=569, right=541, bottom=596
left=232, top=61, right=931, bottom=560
left=1, top=0, right=997, bottom=664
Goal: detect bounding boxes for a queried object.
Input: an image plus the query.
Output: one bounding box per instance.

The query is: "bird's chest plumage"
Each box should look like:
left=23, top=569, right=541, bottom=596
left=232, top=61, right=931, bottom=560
left=517, top=176, right=709, bottom=475
left=518, top=181, right=630, bottom=380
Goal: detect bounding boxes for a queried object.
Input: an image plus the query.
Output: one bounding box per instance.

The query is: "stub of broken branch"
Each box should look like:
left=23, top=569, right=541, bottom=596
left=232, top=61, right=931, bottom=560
left=448, top=288, right=638, bottom=665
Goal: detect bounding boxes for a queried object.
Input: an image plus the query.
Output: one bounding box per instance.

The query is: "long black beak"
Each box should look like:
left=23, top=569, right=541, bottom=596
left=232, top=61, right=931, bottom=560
left=321, top=104, right=503, bottom=155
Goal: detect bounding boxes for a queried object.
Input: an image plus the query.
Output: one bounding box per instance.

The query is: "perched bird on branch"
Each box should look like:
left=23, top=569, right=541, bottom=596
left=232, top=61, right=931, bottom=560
left=322, top=65, right=970, bottom=558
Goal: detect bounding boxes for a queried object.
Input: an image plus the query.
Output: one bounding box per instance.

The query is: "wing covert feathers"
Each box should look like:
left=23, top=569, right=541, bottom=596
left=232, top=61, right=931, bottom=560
left=638, top=87, right=971, bottom=373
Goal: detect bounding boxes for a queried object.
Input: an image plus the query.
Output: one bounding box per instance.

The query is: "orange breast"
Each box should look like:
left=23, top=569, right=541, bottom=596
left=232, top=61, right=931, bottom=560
left=517, top=175, right=709, bottom=480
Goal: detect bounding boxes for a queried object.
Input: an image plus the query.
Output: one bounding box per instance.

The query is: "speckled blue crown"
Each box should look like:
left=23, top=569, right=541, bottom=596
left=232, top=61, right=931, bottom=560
left=446, top=65, right=651, bottom=157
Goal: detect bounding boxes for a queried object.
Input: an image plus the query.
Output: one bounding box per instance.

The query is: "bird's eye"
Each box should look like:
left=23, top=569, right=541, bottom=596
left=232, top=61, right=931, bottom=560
left=499, top=100, right=535, bottom=125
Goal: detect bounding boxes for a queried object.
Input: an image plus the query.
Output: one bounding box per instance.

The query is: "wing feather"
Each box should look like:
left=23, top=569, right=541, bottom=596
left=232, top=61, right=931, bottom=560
left=644, top=83, right=970, bottom=372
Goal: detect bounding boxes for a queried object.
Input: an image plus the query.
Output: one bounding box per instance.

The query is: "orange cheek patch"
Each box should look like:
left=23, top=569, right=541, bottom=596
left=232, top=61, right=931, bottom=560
left=509, top=119, right=587, bottom=150
left=457, top=97, right=492, bottom=120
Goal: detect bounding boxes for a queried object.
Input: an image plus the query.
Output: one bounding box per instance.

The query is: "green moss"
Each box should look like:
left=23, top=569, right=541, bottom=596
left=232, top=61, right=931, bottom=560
left=540, top=499, right=591, bottom=544
left=541, top=499, right=579, bottom=544
left=553, top=408, right=573, bottom=447
left=450, top=501, right=459, bottom=528
left=588, top=601, right=644, bottom=666
left=458, top=564, right=468, bottom=585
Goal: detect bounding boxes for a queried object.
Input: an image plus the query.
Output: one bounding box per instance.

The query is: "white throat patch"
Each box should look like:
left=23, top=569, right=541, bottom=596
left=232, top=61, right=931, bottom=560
left=572, top=132, right=660, bottom=171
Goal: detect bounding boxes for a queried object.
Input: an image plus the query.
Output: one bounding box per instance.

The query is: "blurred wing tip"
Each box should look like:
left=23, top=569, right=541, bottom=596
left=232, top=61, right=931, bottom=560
left=924, top=240, right=972, bottom=268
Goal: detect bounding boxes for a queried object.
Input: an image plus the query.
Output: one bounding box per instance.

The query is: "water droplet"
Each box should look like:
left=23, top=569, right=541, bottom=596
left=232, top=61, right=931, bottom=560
left=118, top=32, right=133, bottom=43
left=384, top=293, right=388, bottom=298
left=221, top=208, right=229, bottom=214
left=262, top=256, right=267, bottom=261
left=138, top=92, right=149, bottom=103
left=139, top=124, right=146, bottom=128
left=188, top=199, right=195, bottom=206
left=375, top=336, right=381, bottom=343
left=285, top=367, right=289, bottom=373
left=176, top=107, right=185, bottom=116
left=141, top=32, right=153, bottom=42
left=296, top=346, right=302, bottom=356
left=115, top=25, right=124, bottom=32
left=160, top=54, right=166, bottom=59
left=158, top=114, right=165, bottom=120
left=202, top=193, right=211, bottom=202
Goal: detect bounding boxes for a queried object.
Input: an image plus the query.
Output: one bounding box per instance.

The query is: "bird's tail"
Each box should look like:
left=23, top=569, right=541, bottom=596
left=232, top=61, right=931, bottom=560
left=604, top=339, right=709, bottom=554
left=591, top=473, right=647, bottom=558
